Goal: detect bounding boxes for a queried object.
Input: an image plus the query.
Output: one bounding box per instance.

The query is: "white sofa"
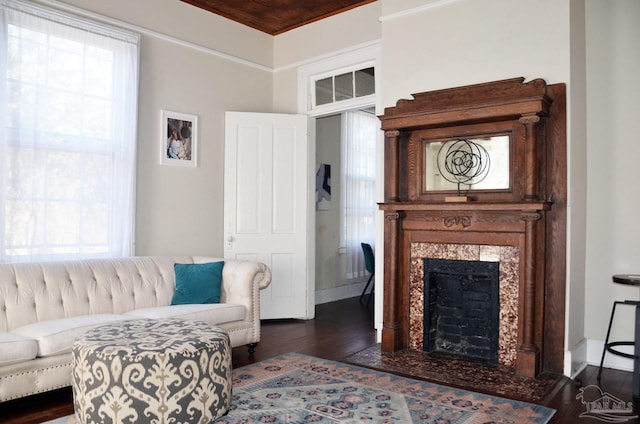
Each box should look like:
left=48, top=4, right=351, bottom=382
left=0, top=256, right=271, bottom=402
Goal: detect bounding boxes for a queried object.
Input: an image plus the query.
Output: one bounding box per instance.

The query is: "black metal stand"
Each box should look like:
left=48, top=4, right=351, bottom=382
left=598, top=274, right=640, bottom=400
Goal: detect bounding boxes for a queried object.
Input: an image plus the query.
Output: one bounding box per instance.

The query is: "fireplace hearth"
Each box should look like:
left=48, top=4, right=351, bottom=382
left=423, top=258, right=499, bottom=363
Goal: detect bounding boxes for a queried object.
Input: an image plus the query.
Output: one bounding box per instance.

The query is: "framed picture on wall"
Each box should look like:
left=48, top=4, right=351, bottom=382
left=316, top=163, right=331, bottom=210
left=161, top=110, right=198, bottom=167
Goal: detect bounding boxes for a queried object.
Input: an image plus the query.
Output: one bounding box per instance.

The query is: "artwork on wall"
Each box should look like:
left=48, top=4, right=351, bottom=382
left=161, top=110, right=197, bottom=167
left=316, top=163, right=331, bottom=210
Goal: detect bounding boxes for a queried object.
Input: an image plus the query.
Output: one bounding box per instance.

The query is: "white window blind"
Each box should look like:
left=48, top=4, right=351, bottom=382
left=0, top=0, right=139, bottom=262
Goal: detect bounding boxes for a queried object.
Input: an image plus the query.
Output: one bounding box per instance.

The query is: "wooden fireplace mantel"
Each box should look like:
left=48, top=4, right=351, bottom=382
left=378, top=78, right=567, bottom=378
left=379, top=202, right=551, bottom=212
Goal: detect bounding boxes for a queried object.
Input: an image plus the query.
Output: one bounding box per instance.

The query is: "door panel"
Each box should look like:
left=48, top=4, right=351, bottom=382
left=224, top=112, right=311, bottom=319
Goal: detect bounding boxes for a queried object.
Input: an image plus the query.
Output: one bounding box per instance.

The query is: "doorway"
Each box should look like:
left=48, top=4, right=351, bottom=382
left=297, top=42, right=382, bottom=335
left=314, top=108, right=377, bottom=304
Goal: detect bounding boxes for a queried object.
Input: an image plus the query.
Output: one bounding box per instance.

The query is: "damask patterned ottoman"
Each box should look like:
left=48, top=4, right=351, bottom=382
left=71, top=318, right=231, bottom=424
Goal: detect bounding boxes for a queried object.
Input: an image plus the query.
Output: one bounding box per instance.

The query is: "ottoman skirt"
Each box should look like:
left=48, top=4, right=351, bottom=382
left=72, top=319, right=232, bottom=424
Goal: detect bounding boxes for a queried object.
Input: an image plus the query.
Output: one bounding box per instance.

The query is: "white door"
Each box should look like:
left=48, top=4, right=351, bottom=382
left=224, top=112, right=314, bottom=320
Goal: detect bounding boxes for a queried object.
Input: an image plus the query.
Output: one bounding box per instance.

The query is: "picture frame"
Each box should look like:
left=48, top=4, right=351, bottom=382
left=316, top=163, right=331, bottom=210
left=161, top=110, right=197, bottom=167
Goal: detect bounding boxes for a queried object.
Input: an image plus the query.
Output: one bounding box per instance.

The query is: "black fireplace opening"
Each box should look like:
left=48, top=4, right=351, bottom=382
left=423, top=258, right=500, bottom=364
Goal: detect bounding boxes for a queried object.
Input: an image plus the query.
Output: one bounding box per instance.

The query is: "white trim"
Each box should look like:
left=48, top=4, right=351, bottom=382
left=28, top=0, right=272, bottom=72
left=312, top=94, right=377, bottom=118
left=379, top=0, right=464, bottom=23
left=306, top=116, right=317, bottom=319
left=565, top=338, right=587, bottom=378
left=277, top=39, right=381, bottom=73
left=315, top=280, right=370, bottom=305
left=22, top=0, right=381, bottom=74
left=297, top=43, right=381, bottom=115
left=2, top=0, right=139, bottom=43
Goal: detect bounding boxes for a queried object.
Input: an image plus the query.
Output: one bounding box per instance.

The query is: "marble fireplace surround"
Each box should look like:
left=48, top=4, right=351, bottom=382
left=409, top=242, right=519, bottom=366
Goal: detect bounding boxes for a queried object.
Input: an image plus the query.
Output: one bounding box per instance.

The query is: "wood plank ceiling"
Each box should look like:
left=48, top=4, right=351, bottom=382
left=180, top=0, right=377, bottom=35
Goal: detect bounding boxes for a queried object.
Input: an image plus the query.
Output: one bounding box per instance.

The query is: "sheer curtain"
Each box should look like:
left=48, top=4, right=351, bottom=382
left=341, top=109, right=377, bottom=280
left=0, top=0, right=139, bottom=262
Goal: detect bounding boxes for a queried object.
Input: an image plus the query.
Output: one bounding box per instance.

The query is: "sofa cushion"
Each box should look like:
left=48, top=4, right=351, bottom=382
left=0, top=332, right=38, bottom=366
left=12, top=314, right=133, bottom=357
left=171, top=261, right=224, bottom=305
left=126, top=304, right=245, bottom=325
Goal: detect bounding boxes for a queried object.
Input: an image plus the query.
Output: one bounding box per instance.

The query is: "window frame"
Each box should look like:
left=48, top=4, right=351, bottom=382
left=0, top=0, right=140, bottom=262
left=311, top=64, right=376, bottom=112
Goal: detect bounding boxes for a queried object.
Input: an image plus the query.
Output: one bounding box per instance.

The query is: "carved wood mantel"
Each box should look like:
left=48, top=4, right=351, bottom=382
left=378, top=78, right=567, bottom=377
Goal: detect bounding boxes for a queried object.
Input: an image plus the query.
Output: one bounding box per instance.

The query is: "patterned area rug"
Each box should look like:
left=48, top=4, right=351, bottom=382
left=44, top=353, right=555, bottom=424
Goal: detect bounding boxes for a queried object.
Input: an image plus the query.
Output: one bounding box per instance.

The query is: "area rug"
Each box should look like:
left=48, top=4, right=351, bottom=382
left=43, top=352, right=555, bottom=424
left=345, top=345, right=563, bottom=403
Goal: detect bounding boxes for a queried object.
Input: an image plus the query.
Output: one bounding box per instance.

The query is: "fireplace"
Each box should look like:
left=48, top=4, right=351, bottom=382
left=378, top=78, right=567, bottom=377
left=409, top=243, right=519, bottom=366
left=423, top=258, right=499, bottom=363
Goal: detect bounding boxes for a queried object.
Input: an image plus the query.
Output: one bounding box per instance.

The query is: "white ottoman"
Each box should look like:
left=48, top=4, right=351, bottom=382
left=72, top=318, right=231, bottom=424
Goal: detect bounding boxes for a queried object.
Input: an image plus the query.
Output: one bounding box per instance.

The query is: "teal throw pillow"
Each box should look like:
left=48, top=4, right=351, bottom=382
left=171, top=261, right=224, bottom=305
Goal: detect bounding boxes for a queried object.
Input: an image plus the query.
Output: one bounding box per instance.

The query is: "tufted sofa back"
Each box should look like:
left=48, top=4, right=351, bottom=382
left=0, top=256, right=224, bottom=332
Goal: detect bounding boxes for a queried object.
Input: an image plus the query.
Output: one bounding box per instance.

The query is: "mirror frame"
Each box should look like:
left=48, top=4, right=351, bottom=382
left=406, top=121, right=524, bottom=203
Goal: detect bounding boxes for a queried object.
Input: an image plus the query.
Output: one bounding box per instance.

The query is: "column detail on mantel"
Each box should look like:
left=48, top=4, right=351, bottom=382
left=382, top=210, right=404, bottom=352
left=384, top=130, right=401, bottom=202
left=517, top=210, right=543, bottom=377
left=519, top=114, right=542, bottom=201
left=377, top=77, right=567, bottom=378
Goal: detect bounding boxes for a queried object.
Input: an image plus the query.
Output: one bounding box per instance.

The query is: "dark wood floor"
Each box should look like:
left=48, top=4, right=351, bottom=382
left=1, top=296, right=637, bottom=423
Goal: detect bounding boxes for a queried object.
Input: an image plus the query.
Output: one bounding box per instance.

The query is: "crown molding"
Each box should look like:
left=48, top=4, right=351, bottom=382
left=379, top=0, right=463, bottom=23
left=30, top=0, right=273, bottom=72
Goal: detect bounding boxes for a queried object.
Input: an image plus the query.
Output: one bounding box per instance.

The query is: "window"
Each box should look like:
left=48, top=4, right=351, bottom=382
left=0, top=0, right=139, bottom=262
left=341, top=109, right=377, bottom=279
left=314, top=67, right=375, bottom=107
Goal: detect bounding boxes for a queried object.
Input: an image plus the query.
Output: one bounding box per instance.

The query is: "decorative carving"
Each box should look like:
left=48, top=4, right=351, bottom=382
left=385, top=212, right=401, bottom=221
left=520, top=211, right=542, bottom=221
left=518, top=115, right=541, bottom=125
left=407, top=137, right=419, bottom=200
left=443, top=216, right=472, bottom=228
left=519, top=113, right=542, bottom=200
left=384, top=131, right=401, bottom=202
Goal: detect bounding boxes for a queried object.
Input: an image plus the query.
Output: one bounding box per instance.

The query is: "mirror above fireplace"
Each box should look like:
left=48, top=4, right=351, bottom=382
left=424, top=134, right=510, bottom=193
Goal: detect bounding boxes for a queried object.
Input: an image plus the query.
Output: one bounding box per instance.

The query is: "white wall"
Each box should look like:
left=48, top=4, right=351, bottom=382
left=273, top=2, right=381, bottom=69
left=272, top=3, right=382, bottom=113
left=380, top=0, right=571, bottom=105
left=566, top=0, right=588, bottom=377
left=584, top=0, right=640, bottom=372
left=45, top=0, right=274, bottom=256
left=134, top=38, right=272, bottom=256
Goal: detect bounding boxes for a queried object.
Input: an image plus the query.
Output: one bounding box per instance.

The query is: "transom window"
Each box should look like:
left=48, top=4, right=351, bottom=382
left=311, top=65, right=375, bottom=114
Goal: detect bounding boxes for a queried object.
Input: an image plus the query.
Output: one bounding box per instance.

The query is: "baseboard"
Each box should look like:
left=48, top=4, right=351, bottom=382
left=315, top=280, right=370, bottom=304
left=587, top=338, right=634, bottom=372
left=565, top=338, right=587, bottom=378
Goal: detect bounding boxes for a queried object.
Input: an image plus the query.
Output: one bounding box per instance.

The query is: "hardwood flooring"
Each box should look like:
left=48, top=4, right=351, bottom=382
left=0, top=296, right=636, bottom=423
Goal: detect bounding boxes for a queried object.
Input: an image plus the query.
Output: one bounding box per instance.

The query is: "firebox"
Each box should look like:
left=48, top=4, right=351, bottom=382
left=423, top=258, right=500, bottom=363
